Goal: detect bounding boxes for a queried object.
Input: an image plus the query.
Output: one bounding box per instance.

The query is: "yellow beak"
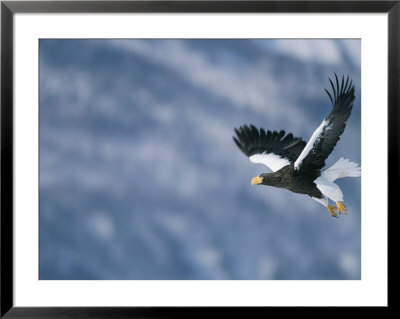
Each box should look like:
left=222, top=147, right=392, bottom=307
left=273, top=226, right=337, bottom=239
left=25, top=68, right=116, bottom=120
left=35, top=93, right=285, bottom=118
left=251, top=176, right=263, bottom=185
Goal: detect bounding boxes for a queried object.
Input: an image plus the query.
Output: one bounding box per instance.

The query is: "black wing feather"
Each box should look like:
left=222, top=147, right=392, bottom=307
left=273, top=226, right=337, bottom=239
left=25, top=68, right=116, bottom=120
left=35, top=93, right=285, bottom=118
left=297, top=74, right=356, bottom=172
left=233, top=125, right=307, bottom=163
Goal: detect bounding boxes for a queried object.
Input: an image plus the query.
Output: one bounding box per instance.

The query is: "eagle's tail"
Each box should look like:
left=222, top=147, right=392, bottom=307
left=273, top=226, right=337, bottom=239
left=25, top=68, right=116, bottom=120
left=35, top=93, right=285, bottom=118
left=322, top=157, right=361, bottom=182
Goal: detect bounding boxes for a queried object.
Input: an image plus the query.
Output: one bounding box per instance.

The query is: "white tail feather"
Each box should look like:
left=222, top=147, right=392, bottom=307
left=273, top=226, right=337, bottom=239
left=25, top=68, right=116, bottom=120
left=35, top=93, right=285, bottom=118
left=322, top=157, right=361, bottom=182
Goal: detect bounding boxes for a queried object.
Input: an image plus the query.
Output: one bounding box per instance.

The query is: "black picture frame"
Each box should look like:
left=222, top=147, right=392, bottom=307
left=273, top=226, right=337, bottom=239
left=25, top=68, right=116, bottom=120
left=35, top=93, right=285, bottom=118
left=1, top=1, right=395, bottom=317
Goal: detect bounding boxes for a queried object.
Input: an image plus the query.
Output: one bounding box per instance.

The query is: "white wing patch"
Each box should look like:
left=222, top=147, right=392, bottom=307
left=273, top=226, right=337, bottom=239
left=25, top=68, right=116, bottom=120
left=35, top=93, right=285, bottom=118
left=249, top=153, right=291, bottom=172
left=294, top=119, right=330, bottom=170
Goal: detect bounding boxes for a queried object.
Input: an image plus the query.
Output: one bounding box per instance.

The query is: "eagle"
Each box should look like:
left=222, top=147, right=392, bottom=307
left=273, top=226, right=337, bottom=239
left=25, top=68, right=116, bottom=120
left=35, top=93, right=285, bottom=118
left=233, top=74, right=361, bottom=217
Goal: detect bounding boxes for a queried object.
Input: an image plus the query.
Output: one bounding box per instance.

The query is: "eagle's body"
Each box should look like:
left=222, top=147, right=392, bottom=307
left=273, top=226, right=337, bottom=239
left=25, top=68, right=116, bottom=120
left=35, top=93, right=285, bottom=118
left=262, top=164, right=323, bottom=198
left=233, top=74, right=361, bottom=217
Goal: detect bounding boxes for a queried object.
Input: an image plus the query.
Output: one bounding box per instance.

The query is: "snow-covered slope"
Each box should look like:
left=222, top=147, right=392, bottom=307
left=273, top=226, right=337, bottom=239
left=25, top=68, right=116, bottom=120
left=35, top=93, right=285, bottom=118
left=39, top=39, right=361, bottom=280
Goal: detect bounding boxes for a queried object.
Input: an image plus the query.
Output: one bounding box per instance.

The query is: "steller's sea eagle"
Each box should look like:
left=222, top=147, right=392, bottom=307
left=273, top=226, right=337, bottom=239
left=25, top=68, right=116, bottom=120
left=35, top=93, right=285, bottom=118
left=233, top=74, right=361, bottom=217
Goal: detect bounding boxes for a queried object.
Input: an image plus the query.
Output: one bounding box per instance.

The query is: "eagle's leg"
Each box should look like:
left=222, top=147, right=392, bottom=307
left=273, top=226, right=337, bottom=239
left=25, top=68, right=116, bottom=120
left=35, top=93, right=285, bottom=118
left=327, top=204, right=338, bottom=218
left=336, top=201, right=347, bottom=214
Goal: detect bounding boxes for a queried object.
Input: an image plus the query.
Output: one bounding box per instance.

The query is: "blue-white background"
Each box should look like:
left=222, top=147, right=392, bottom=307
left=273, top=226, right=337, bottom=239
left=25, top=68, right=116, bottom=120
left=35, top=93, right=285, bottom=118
left=39, top=39, right=361, bottom=280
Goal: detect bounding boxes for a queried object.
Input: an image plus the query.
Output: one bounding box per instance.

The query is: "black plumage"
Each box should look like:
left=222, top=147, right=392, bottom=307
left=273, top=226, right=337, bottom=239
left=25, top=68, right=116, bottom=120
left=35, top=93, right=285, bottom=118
left=233, top=126, right=306, bottom=162
left=259, top=165, right=323, bottom=197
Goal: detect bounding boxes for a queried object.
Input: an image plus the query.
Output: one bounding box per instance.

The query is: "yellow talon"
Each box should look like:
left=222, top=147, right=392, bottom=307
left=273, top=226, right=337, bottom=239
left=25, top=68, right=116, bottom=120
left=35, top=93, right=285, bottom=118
left=327, top=204, right=338, bottom=218
left=336, top=201, right=347, bottom=214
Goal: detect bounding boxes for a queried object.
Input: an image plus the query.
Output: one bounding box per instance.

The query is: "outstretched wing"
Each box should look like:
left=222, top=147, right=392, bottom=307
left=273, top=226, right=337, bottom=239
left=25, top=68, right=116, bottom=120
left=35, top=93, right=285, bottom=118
left=233, top=125, right=307, bottom=172
left=294, top=74, right=355, bottom=173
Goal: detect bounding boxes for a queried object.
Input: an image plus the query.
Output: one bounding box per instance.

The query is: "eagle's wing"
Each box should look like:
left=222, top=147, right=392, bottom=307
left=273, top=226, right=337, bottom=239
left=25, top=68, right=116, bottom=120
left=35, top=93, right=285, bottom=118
left=294, top=74, right=355, bottom=173
left=233, top=125, right=307, bottom=172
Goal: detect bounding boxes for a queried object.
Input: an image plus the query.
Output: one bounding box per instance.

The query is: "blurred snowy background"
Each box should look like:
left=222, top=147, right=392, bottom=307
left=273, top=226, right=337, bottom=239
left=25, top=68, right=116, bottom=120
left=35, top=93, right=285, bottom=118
left=39, top=39, right=361, bottom=280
